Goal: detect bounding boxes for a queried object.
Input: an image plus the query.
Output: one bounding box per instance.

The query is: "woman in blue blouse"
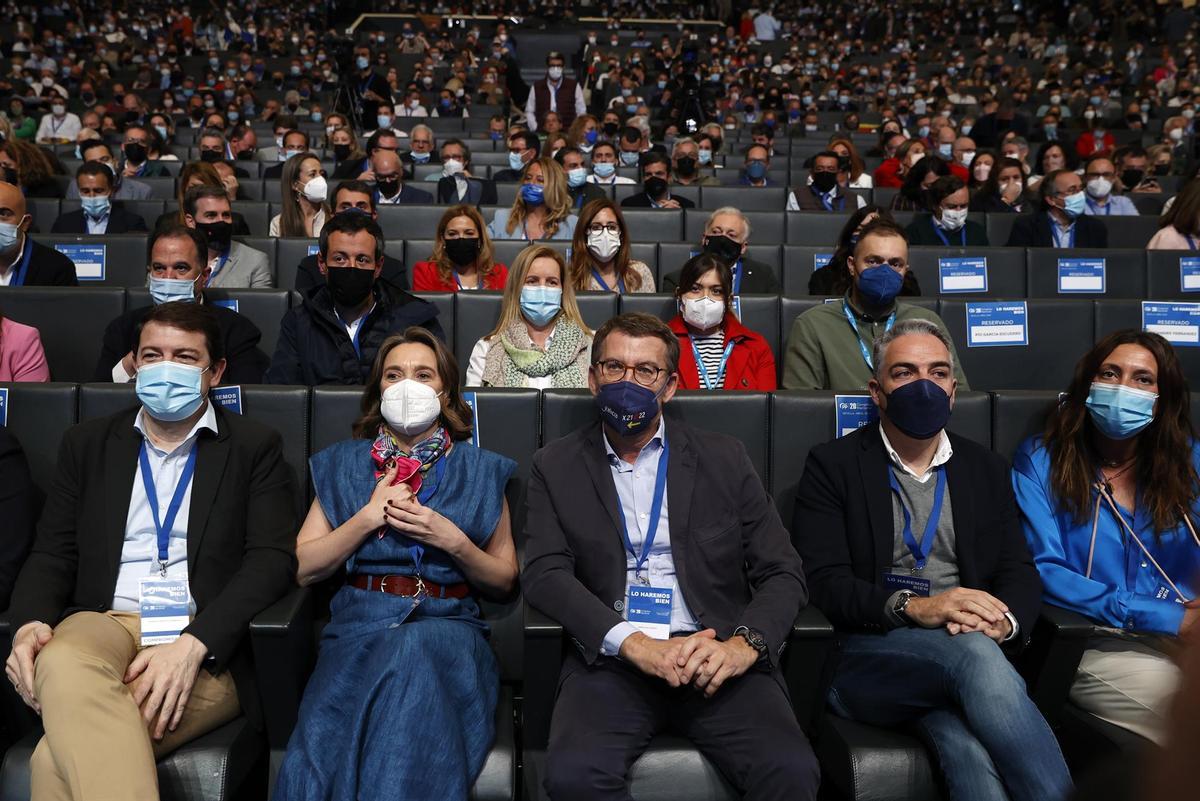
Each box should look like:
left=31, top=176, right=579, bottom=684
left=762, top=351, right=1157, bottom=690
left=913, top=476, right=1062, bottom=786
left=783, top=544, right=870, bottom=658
left=488, top=156, right=578, bottom=241
left=1013, top=330, right=1200, bottom=744
left=273, top=327, right=517, bottom=800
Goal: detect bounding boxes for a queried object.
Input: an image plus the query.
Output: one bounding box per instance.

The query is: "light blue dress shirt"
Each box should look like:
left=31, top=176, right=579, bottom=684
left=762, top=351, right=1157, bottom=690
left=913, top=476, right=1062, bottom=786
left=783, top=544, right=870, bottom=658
left=599, top=418, right=700, bottom=656
left=1083, top=193, right=1139, bottom=216
left=487, top=208, right=578, bottom=241
left=1013, top=435, right=1200, bottom=635
left=85, top=211, right=110, bottom=235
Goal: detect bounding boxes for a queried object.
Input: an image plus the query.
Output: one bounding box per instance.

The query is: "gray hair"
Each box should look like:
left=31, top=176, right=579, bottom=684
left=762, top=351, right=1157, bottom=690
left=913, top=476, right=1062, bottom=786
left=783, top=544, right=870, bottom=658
left=671, top=136, right=697, bottom=157
left=705, top=206, right=752, bottom=240
left=410, top=123, right=435, bottom=142
left=871, top=318, right=954, bottom=378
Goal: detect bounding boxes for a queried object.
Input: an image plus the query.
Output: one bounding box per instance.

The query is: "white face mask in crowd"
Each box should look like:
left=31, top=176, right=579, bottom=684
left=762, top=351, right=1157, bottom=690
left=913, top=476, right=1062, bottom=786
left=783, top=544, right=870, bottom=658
left=681, top=295, right=724, bottom=329
left=380, top=379, right=443, bottom=435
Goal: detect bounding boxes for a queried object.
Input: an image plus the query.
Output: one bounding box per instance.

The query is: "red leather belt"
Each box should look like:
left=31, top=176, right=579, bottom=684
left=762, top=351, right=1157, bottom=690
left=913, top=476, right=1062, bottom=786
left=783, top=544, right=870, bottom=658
left=347, top=573, right=470, bottom=599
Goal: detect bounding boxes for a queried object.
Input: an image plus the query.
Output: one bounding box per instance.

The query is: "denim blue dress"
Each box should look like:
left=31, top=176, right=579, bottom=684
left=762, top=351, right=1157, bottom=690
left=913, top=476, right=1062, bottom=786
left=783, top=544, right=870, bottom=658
left=272, top=438, right=515, bottom=801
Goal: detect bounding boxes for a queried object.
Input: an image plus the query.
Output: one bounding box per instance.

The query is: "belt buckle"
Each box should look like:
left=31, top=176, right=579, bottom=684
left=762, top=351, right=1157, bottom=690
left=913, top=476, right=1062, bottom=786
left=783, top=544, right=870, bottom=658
left=378, top=575, right=394, bottom=594
left=412, top=575, right=428, bottom=600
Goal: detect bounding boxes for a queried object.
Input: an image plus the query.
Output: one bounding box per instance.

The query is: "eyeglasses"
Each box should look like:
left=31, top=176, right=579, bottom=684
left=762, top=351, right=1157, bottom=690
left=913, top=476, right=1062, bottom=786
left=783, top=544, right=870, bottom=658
left=588, top=223, right=620, bottom=235
left=594, top=359, right=665, bottom=387
left=861, top=256, right=908, bottom=271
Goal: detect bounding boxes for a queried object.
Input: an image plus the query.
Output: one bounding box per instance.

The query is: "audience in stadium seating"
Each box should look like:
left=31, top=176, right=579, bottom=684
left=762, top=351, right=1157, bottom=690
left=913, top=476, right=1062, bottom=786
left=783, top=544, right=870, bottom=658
left=905, top=176, right=990, bottom=247
left=488, top=157, right=577, bottom=241
left=295, top=183, right=410, bottom=291
left=268, top=153, right=330, bottom=238
left=0, top=307, right=49, bottom=382
left=118, top=125, right=170, bottom=179
left=1148, top=179, right=1200, bottom=250
left=524, top=312, right=819, bottom=800
left=874, top=138, right=925, bottom=190
left=586, top=141, right=635, bottom=186
left=0, top=424, right=35, bottom=610
left=620, top=151, right=695, bottom=209
left=466, top=245, right=591, bottom=388
left=1006, top=169, right=1110, bottom=248
left=783, top=220, right=966, bottom=391
left=266, top=211, right=443, bottom=385
left=491, top=130, right=540, bottom=183
left=366, top=146, right=433, bottom=206
left=661, top=207, right=780, bottom=293
left=412, top=204, right=508, bottom=291
left=1013, top=331, right=1200, bottom=745
left=95, top=225, right=267, bottom=383
left=66, top=140, right=150, bottom=201
left=970, top=157, right=1032, bottom=214
left=5, top=300, right=297, bottom=798
left=810, top=206, right=922, bottom=298
left=274, top=327, right=516, bottom=800
left=327, top=126, right=364, bottom=173
left=434, top=138, right=499, bottom=205
left=891, top=155, right=951, bottom=212
left=670, top=137, right=721, bottom=188
left=182, top=186, right=272, bottom=288
left=786, top=150, right=867, bottom=212
left=51, top=163, right=148, bottom=235
left=794, top=317, right=1072, bottom=801
left=1081, top=157, right=1139, bottom=216
left=262, top=129, right=310, bottom=181
left=670, top=253, right=775, bottom=390
left=0, top=181, right=77, bottom=287
left=155, top=162, right=252, bottom=236
left=569, top=198, right=654, bottom=293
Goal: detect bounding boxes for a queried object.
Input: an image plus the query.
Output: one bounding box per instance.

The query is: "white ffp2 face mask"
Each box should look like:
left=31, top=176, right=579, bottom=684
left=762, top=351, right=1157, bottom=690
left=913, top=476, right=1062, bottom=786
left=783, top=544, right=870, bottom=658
left=939, top=207, right=969, bottom=231
left=380, top=379, right=443, bottom=435
left=586, top=229, right=621, bottom=262
left=681, top=295, right=725, bottom=330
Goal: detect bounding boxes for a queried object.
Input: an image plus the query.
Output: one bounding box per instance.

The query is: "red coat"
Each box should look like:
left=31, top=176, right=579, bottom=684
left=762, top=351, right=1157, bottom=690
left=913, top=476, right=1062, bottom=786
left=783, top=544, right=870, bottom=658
left=670, top=313, right=777, bottom=391
left=949, top=163, right=969, bottom=182
left=1075, top=131, right=1115, bottom=158
left=873, top=158, right=903, bottom=188
left=411, top=261, right=508, bottom=292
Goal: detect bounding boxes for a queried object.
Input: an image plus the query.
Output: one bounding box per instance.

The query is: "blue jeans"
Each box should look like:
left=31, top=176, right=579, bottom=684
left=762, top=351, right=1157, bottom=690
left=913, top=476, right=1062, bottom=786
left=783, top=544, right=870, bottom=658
left=829, top=628, right=1073, bottom=801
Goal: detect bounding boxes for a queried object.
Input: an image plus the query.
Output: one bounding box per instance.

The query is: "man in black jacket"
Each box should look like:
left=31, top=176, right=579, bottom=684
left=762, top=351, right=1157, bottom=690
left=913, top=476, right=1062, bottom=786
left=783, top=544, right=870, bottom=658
left=793, top=318, right=1072, bottom=801
left=51, top=163, right=149, bottom=234
left=0, top=182, right=79, bottom=286
left=93, top=225, right=269, bottom=383
left=619, top=152, right=696, bottom=209
left=1006, top=169, right=1109, bottom=248
left=265, top=212, right=443, bottom=385
left=524, top=313, right=819, bottom=801
left=0, top=425, right=36, bottom=611
left=661, top=207, right=780, bottom=293
left=293, top=182, right=409, bottom=291
left=5, top=301, right=297, bottom=798
left=434, top=139, right=498, bottom=206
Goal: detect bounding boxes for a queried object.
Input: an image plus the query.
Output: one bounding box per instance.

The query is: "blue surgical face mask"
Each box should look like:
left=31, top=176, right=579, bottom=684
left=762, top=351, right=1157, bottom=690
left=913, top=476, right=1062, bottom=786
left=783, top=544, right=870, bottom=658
left=0, top=221, right=22, bottom=251
left=584, top=129, right=598, bottom=145
left=594, top=379, right=668, bottom=437
left=937, top=142, right=953, bottom=158
left=356, top=56, right=370, bottom=70
left=135, top=361, right=208, bottom=422
left=81, top=195, right=111, bottom=219
left=697, top=148, right=712, bottom=165
left=149, top=276, right=197, bottom=305
left=855, top=262, right=904, bottom=307
left=567, top=167, right=587, bottom=188
left=508, top=150, right=525, bottom=171
left=411, top=150, right=430, bottom=164
left=519, top=285, right=561, bottom=326
left=746, top=161, right=767, bottom=180
left=1086, top=382, right=1157, bottom=439
left=520, top=182, right=545, bottom=206
left=882, top=379, right=953, bottom=440
left=1062, top=190, right=1087, bottom=218
left=593, top=161, right=616, bottom=178
left=619, top=150, right=640, bottom=167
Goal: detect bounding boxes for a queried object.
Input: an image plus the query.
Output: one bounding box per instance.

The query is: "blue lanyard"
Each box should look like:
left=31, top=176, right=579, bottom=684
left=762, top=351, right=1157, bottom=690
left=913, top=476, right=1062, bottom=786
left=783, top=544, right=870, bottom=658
left=139, top=442, right=199, bottom=574
left=1188, top=235, right=1198, bottom=251
left=591, top=268, right=626, bottom=294
left=1051, top=219, right=1076, bottom=248
left=933, top=222, right=966, bottom=247
left=731, top=259, right=743, bottom=295
left=842, top=300, right=895, bottom=372
left=888, top=466, right=946, bottom=572
left=616, top=439, right=669, bottom=580
left=208, top=248, right=230, bottom=283
left=408, top=456, right=449, bottom=574
left=1086, top=197, right=1111, bottom=216
left=9, top=236, right=32, bottom=287
left=691, top=337, right=735, bottom=390
left=818, top=190, right=845, bottom=212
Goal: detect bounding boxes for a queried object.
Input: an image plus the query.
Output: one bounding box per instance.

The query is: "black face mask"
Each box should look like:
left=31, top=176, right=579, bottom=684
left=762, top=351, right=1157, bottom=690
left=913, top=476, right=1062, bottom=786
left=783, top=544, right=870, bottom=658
left=702, top=234, right=742, bottom=264
left=1120, top=168, right=1144, bottom=188
left=643, top=176, right=668, bottom=199
left=199, top=150, right=221, bottom=163
left=190, top=108, right=204, bottom=121
left=333, top=143, right=352, bottom=162
left=124, top=142, right=147, bottom=164
left=326, top=266, right=375, bottom=307
left=235, top=148, right=254, bottom=161
left=837, top=155, right=851, bottom=173
left=444, top=236, right=481, bottom=267
left=675, top=156, right=697, bottom=176
left=811, top=171, right=838, bottom=193
left=375, top=177, right=399, bottom=198
left=195, top=220, right=233, bottom=252
left=602, top=121, right=619, bottom=136
left=1154, top=164, right=1170, bottom=176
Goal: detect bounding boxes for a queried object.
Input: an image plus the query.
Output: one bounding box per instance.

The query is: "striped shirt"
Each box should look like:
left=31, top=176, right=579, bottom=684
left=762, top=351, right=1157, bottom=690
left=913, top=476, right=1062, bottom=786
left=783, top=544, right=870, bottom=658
left=691, top=330, right=727, bottom=387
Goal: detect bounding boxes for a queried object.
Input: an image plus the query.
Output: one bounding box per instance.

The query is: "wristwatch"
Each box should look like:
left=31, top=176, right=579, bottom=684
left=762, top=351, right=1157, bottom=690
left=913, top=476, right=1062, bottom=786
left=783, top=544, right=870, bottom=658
left=733, top=626, right=769, bottom=664
left=892, top=590, right=917, bottom=625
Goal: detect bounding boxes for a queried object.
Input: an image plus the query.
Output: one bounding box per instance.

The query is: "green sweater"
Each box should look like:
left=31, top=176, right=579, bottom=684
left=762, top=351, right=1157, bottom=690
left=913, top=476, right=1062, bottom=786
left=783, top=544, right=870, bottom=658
left=781, top=295, right=970, bottom=391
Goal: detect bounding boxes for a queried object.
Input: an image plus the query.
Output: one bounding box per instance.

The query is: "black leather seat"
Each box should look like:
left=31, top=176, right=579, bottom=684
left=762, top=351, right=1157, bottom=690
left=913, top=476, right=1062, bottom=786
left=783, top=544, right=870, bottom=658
left=455, top=291, right=505, bottom=383
left=127, top=288, right=290, bottom=359
left=231, top=201, right=271, bottom=237
left=623, top=209, right=683, bottom=242
left=1146, top=249, right=1199, bottom=300
left=700, top=185, right=787, bottom=212
left=0, top=287, right=125, bottom=382
left=377, top=204, right=450, bottom=241
left=274, top=237, right=320, bottom=290
left=412, top=291, right=456, bottom=351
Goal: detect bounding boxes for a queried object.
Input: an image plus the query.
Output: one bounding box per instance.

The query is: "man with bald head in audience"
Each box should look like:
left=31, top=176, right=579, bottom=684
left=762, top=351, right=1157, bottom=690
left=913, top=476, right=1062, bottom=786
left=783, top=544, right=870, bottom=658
left=363, top=147, right=432, bottom=206
left=0, top=181, right=78, bottom=286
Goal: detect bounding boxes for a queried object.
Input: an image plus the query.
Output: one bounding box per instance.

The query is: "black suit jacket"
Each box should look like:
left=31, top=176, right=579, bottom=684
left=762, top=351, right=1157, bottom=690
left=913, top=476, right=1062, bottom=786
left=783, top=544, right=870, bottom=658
left=523, top=419, right=807, bottom=669
left=436, top=175, right=498, bottom=206
left=21, top=240, right=79, bottom=287
left=905, top=215, right=990, bottom=247
left=0, top=427, right=37, bottom=611
left=93, top=302, right=269, bottom=384
left=1005, top=210, right=1109, bottom=248
left=332, top=158, right=369, bottom=180
left=661, top=256, right=780, bottom=294
left=7, top=405, right=298, bottom=727
left=50, top=205, right=149, bottom=234
left=569, top=182, right=607, bottom=210
left=262, top=163, right=285, bottom=181
left=377, top=183, right=434, bottom=205
left=294, top=253, right=409, bottom=292
left=619, top=192, right=696, bottom=209
left=792, top=423, right=1041, bottom=645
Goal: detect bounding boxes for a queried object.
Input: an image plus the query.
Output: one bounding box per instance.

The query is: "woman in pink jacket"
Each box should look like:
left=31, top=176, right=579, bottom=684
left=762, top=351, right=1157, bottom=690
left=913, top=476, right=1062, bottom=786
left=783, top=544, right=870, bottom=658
left=0, top=309, right=50, bottom=381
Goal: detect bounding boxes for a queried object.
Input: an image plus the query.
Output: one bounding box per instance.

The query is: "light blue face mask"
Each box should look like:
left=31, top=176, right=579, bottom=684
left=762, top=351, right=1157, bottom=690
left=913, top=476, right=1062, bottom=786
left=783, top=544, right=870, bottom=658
left=149, top=276, right=197, bottom=305
left=1062, top=190, right=1087, bottom=218
left=520, top=285, right=562, bottom=327
left=81, top=195, right=111, bottom=219
left=0, top=221, right=21, bottom=251
left=593, top=161, right=616, bottom=178
left=567, top=167, right=587, bottom=188
left=508, top=150, right=525, bottom=171
left=135, top=361, right=208, bottom=422
left=619, top=150, right=640, bottom=167
left=411, top=151, right=430, bottom=164
left=1086, top=382, right=1157, bottom=439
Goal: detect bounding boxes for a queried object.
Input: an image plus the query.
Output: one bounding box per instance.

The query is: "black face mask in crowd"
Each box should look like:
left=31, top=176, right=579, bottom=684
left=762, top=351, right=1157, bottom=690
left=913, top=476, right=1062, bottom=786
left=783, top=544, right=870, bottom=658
left=199, top=150, right=221, bottom=163
left=702, top=234, right=742, bottom=264
left=195, top=220, right=233, bottom=253
left=675, top=156, right=697, bottom=177
left=333, top=143, right=352, bottom=162
left=124, top=142, right=147, bottom=165
left=643, top=176, right=669, bottom=199
left=326, top=266, right=375, bottom=307
left=444, top=237, right=481, bottom=267
left=375, top=177, right=400, bottom=198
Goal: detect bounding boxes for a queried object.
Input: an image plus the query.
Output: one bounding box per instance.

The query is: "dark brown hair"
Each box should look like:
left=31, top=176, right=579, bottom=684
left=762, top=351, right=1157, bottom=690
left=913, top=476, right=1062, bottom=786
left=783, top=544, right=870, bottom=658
left=352, top=328, right=474, bottom=442
left=591, top=312, right=680, bottom=376
left=1162, top=178, right=1200, bottom=239
left=135, top=300, right=225, bottom=364
left=673, top=253, right=732, bottom=315
left=1045, top=330, right=1198, bottom=533
left=568, top=198, right=643, bottom=292
left=431, top=204, right=498, bottom=285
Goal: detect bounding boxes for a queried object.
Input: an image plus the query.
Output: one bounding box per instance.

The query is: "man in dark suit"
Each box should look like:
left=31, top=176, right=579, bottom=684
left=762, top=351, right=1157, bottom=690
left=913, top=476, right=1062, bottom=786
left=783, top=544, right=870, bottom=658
left=369, top=149, right=433, bottom=206
left=399, top=123, right=440, bottom=181
left=661, top=207, right=780, bottom=293
left=262, top=129, right=311, bottom=181
left=620, top=152, right=696, bottom=209
left=294, top=181, right=409, bottom=291
left=491, top=130, right=540, bottom=183
left=557, top=147, right=606, bottom=210
left=1006, top=169, right=1109, bottom=248
left=0, top=425, right=36, bottom=611
left=5, top=300, right=297, bottom=798
left=523, top=313, right=819, bottom=801
left=331, top=128, right=402, bottom=181
left=0, top=181, right=78, bottom=286
left=51, top=163, right=149, bottom=234
left=793, top=318, right=1072, bottom=801
left=93, top=224, right=268, bottom=384
left=433, top=138, right=497, bottom=206
left=119, top=125, right=171, bottom=179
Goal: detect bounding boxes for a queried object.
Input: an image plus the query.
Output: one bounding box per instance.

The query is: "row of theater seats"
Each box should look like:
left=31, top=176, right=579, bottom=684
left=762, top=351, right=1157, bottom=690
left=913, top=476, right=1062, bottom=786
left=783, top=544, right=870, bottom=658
left=0, top=384, right=1147, bottom=801
left=5, top=287, right=1200, bottom=390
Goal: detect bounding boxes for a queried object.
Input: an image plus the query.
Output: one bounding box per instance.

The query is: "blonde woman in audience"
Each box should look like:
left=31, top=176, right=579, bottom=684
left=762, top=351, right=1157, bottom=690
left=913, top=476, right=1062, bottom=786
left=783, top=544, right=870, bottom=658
left=466, top=245, right=592, bottom=388
left=488, top=158, right=578, bottom=241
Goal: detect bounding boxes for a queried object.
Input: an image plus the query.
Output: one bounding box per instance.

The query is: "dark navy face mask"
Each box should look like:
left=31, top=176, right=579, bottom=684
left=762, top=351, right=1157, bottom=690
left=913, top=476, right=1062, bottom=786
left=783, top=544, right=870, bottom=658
left=883, top=379, right=952, bottom=440
left=856, top=263, right=904, bottom=308
left=595, top=379, right=669, bottom=437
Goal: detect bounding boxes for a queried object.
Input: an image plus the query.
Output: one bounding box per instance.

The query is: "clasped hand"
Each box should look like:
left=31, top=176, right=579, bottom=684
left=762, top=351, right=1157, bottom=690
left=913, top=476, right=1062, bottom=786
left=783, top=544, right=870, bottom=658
left=905, top=588, right=1013, bottom=643
left=621, top=629, right=759, bottom=697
